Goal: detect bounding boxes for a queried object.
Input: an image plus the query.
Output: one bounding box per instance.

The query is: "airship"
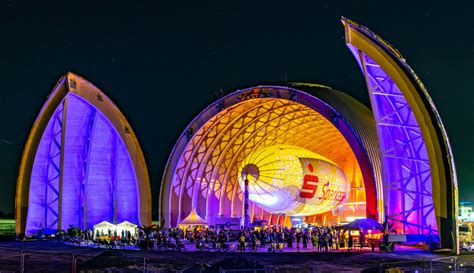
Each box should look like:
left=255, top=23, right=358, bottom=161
left=238, top=145, right=350, bottom=216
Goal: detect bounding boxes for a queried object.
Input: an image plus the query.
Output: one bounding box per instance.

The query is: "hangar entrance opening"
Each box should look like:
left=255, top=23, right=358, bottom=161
left=159, top=18, right=457, bottom=251
left=164, top=96, right=372, bottom=228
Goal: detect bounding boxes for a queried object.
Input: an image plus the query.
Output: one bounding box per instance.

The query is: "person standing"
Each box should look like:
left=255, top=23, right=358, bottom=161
left=359, top=230, right=365, bottom=251
left=324, top=232, right=330, bottom=252
left=348, top=234, right=353, bottom=251
left=296, top=231, right=301, bottom=249
left=318, top=233, right=324, bottom=252
left=328, top=232, right=333, bottom=251
left=239, top=232, right=246, bottom=252
left=302, top=232, right=308, bottom=249
left=311, top=233, right=318, bottom=252
left=251, top=232, right=257, bottom=252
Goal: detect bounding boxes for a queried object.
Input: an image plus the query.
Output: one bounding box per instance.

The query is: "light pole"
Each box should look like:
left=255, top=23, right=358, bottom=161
left=241, top=164, right=259, bottom=229
left=243, top=175, right=250, bottom=228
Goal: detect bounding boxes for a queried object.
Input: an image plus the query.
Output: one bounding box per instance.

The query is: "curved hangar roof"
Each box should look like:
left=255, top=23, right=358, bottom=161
left=160, top=84, right=382, bottom=228
left=161, top=17, right=458, bottom=251
left=16, top=72, right=151, bottom=236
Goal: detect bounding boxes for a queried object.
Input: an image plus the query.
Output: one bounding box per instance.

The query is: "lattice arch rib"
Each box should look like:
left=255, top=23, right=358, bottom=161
left=161, top=85, right=382, bottom=228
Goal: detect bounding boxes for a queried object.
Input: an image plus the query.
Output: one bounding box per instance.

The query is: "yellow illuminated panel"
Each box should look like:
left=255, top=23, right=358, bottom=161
left=239, top=145, right=350, bottom=216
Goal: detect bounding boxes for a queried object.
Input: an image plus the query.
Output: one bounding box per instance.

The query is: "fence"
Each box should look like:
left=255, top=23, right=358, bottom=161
left=379, top=256, right=474, bottom=273
left=378, top=259, right=429, bottom=273
left=2, top=248, right=474, bottom=273
left=0, top=249, right=212, bottom=273
left=220, top=269, right=312, bottom=273
left=75, top=254, right=147, bottom=272
left=0, top=249, right=161, bottom=273
left=0, top=248, right=22, bottom=272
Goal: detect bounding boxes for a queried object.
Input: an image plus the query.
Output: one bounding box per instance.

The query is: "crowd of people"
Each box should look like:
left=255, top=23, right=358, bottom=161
left=139, top=225, right=375, bottom=252
left=45, top=226, right=139, bottom=248
left=48, top=223, right=379, bottom=252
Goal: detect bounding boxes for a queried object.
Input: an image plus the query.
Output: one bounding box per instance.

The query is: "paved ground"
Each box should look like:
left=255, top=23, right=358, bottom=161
left=0, top=240, right=472, bottom=272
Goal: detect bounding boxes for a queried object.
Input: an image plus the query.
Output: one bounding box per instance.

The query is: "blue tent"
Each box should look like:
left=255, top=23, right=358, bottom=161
left=341, top=218, right=383, bottom=231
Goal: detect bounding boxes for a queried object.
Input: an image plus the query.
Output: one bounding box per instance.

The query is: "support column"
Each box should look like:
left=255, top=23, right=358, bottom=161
left=58, top=97, right=69, bottom=231
left=110, top=131, right=119, bottom=224
left=242, top=178, right=250, bottom=228
left=79, top=110, right=97, bottom=229
left=44, top=104, right=64, bottom=231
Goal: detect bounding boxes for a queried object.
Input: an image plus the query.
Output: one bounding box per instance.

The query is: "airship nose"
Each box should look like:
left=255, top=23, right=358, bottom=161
left=238, top=144, right=350, bottom=216
left=241, top=163, right=260, bottom=182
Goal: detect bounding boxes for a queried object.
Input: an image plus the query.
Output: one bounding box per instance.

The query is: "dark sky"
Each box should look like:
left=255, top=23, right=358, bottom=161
left=0, top=1, right=472, bottom=214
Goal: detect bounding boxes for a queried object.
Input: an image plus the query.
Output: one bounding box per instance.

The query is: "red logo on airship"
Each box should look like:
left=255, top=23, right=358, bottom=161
left=300, top=163, right=319, bottom=199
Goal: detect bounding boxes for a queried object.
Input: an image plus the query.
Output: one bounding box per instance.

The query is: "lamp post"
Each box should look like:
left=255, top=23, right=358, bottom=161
left=241, top=164, right=259, bottom=229
left=243, top=176, right=250, bottom=228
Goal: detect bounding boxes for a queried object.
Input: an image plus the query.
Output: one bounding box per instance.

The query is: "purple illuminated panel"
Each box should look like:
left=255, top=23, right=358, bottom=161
left=61, top=95, right=95, bottom=229
left=85, top=113, right=115, bottom=226
left=25, top=94, right=139, bottom=235
left=357, top=52, right=437, bottom=238
left=26, top=104, right=64, bottom=233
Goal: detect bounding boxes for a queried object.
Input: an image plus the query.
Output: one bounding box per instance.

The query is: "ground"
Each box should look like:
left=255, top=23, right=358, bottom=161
left=0, top=240, right=473, bottom=272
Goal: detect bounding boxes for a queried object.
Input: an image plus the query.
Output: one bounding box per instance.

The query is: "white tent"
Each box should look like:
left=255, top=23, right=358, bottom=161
left=93, top=221, right=115, bottom=239
left=92, top=220, right=138, bottom=239
left=116, top=221, right=138, bottom=237
left=178, top=207, right=208, bottom=228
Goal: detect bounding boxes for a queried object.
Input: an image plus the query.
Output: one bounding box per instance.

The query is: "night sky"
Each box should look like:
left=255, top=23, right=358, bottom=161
left=0, top=1, right=472, bottom=215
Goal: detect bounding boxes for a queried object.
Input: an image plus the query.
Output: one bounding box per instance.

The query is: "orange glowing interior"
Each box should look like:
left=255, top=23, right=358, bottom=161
left=171, top=98, right=366, bottom=226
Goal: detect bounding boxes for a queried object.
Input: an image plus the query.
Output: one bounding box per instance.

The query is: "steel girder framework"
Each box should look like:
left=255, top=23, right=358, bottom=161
left=161, top=86, right=382, bottom=228
left=361, top=52, right=435, bottom=235
left=171, top=98, right=355, bottom=227
left=43, top=103, right=64, bottom=230
left=343, top=17, right=458, bottom=251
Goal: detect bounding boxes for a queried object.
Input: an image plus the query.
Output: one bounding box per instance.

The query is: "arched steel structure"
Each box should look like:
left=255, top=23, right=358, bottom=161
left=160, top=85, right=382, bottom=228
left=343, top=18, right=458, bottom=250
left=160, top=19, right=458, bottom=252
left=16, top=72, right=152, bottom=236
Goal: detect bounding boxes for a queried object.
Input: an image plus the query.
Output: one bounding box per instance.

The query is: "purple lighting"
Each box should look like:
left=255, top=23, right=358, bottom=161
left=342, top=17, right=459, bottom=250
left=25, top=93, right=139, bottom=235
left=355, top=52, right=438, bottom=239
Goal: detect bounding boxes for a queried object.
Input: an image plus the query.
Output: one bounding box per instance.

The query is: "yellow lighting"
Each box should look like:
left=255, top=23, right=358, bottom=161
left=239, top=144, right=350, bottom=216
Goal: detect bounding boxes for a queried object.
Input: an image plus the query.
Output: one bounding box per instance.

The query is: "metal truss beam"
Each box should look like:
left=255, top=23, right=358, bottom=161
left=359, top=51, right=435, bottom=235
left=44, top=104, right=64, bottom=231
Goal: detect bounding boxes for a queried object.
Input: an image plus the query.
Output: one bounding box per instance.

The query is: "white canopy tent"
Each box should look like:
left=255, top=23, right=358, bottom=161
left=116, top=220, right=138, bottom=237
left=93, top=220, right=138, bottom=239
left=93, top=221, right=115, bottom=238
left=178, top=208, right=208, bottom=228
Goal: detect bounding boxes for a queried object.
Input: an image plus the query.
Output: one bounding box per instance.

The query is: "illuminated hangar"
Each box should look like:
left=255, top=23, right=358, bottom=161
left=160, top=18, right=458, bottom=250
left=16, top=73, right=152, bottom=237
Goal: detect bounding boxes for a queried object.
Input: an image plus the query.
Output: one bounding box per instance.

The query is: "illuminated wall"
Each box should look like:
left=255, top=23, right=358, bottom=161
left=160, top=85, right=382, bottom=227
left=16, top=73, right=151, bottom=236
left=343, top=18, right=458, bottom=249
